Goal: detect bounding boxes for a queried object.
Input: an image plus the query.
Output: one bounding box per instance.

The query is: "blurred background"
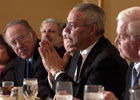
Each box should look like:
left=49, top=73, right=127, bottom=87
left=0, top=0, right=140, bottom=46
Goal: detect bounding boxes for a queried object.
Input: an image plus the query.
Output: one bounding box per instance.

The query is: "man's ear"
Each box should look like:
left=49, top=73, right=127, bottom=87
left=31, top=31, right=37, bottom=41
left=89, top=24, right=98, bottom=36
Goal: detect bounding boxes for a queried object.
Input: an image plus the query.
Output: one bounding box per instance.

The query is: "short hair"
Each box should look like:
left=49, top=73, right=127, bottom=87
left=73, top=3, right=106, bottom=35
left=40, top=18, right=63, bottom=36
left=3, top=19, right=33, bottom=39
left=0, top=34, right=16, bottom=60
left=117, top=7, right=140, bottom=40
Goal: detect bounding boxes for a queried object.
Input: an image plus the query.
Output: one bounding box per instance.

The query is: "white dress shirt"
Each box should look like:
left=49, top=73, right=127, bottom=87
left=134, top=62, right=140, bottom=76
left=74, top=40, right=98, bottom=81
left=48, top=40, right=99, bottom=88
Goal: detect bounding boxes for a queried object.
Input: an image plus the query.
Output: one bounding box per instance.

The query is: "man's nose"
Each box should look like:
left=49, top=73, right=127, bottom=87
left=64, top=25, right=71, bottom=34
left=15, top=40, right=23, bottom=49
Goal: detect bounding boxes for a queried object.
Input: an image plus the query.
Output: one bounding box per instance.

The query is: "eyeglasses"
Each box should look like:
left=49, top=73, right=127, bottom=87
left=66, top=22, right=89, bottom=31
left=8, top=32, right=31, bottom=48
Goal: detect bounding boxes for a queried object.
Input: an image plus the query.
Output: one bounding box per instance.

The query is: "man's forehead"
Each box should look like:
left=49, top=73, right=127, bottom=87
left=5, top=25, right=26, bottom=39
left=6, top=24, right=26, bottom=33
left=116, top=20, right=127, bottom=35
left=67, top=9, right=83, bottom=22
left=42, top=23, right=58, bottom=30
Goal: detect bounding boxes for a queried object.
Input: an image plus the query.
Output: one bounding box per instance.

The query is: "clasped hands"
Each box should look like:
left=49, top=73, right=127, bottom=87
left=38, top=39, right=70, bottom=77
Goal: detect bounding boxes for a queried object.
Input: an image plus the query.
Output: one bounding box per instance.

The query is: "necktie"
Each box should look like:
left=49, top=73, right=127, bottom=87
left=131, top=67, right=137, bottom=88
left=26, top=59, right=31, bottom=78
left=76, top=54, right=83, bottom=81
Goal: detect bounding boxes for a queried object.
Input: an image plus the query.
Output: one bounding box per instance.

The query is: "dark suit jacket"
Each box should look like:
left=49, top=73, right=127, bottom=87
left=0, top=39, right=66, bottom=100
left=0, top=39, right=49, bottom=99
left=53, top=36, right=128, bottom=100
left=122, top=63, right=140, bottom=100
left=11, top=39, right=48, bottom=86
left=56, top=46, right=66, bottom=58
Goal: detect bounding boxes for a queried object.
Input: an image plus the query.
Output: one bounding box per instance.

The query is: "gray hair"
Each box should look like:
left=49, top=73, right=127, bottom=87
left=3, top=19, right=33, bottom=39
left=117, top=7, right=140, bottom=41
left=40, top=18, right=63, bottom=36
left=73, top=3, right=106, bottom=35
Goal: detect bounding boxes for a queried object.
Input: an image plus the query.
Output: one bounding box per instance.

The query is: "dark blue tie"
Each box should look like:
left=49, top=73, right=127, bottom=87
left=76, top=54, right=83, bottom=81
left=131, top=67, right=137, bottom=88
left=26, top=59, right=31, bottom=78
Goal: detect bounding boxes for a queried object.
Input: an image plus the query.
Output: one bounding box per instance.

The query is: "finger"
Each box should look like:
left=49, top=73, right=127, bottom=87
left=45, top=39, right=56, bottom=52
left=39, top=41, right=48, bottom=59
left=53, top=95, right=56, bottom=100
left=39, top=46, right=51, bottom=72
left=40, top=39, right=52, bottom=53
left=39, top=40, right=47, bottom=53
left=38, top=46, right=46, bottom=60
left=63, top=51, right=70, bottom=63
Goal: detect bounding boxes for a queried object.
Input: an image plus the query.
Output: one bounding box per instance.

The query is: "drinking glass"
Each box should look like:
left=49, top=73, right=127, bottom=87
left=23, top=78, right=38, bottom=100
left=55, top=81, right=73, bottom=100
left=129, top=88, right=140, bottom=100
left=84, top=85, right=104, bottom=100
left=2, top=81, right=14, bottom=96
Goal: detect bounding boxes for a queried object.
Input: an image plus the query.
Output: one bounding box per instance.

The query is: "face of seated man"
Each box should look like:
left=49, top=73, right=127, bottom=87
left=62, top=9, right=99, bottom=52
left=40, top=22, right=63, bottom=48
left=4, top=24, right=37, bottom=59
left=114, top=19, right=140, bottom=63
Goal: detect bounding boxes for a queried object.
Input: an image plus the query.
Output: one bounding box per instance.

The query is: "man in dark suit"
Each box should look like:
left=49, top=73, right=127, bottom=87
left=2, top=19, right=49, bottom=99
left=104, top=7, right=140, bottom=100
left=39, top=3, right=128, bottom=100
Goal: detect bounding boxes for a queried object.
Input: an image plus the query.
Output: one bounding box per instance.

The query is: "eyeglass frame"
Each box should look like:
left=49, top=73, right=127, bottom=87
left=7, top=32, right=32, bottom=49
left=66, top=21, right=92, bottom=31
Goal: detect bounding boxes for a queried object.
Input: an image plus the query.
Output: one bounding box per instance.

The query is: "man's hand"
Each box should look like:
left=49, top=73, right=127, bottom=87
left=39, top=39, right=70, bottom=76
left=48, top=72, right=54, bottom=83
left=103, top=91, right=118, bottom=100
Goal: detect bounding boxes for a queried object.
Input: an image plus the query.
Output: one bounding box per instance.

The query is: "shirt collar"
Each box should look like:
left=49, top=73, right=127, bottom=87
left=80, top=40, right=98, bottom=58
left=134, top=62, right=140, bottom=73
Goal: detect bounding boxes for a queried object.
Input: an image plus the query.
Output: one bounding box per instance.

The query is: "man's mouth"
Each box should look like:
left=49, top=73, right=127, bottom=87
left=19, top=49, right=27, bottom=56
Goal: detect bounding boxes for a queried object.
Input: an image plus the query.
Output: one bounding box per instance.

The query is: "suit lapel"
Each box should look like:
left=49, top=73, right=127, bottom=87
left=30, top=40, right=40, bottom=77
left=15, top=57, right=26, bottom=85
left=78, top=36, right=107, bottom=82
left=77, top=49, right=100, bottom=83
left=68, top=53, right=79, bottom=79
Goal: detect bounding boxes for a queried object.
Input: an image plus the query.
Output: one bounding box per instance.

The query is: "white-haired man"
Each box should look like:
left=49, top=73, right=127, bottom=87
left=104, top=7, right=140, bottom=100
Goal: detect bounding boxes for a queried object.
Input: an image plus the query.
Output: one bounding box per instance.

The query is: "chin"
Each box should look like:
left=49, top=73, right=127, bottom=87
left=21, top=54, right=30, bottom=59
left=69, top=48, right=77, bottom=53
left=120, top=53, right=125, bottom=59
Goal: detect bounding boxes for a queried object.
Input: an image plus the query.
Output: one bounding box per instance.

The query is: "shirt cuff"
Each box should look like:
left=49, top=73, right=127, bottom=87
left=54, top=70, right=64, bottom=80
left=48, top=76, right=53, bottom=88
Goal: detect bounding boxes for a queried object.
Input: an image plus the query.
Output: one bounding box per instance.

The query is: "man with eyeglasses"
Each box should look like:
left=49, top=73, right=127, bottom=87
left=2, top=19, right=53, bottom=99
left=39, top=3, right=129, bottom=100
